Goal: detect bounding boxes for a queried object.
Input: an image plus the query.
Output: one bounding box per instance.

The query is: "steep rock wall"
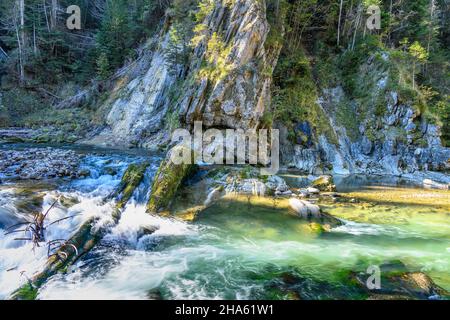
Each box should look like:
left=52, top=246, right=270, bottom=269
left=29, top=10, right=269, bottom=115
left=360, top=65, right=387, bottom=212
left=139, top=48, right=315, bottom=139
left=178, top=0, right=278, bottom=130
left=86, top=34, right=175, bottom=148
left=281, top=86, right=450, bottom=180
left=89, top=0, right=279, bottom=148
left=85, top=0, right=448, bottom=181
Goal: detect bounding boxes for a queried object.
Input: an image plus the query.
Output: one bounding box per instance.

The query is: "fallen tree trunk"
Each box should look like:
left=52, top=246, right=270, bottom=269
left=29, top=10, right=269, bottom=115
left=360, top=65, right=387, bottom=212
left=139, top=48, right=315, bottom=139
left=11, top=217, right=101, bottom=300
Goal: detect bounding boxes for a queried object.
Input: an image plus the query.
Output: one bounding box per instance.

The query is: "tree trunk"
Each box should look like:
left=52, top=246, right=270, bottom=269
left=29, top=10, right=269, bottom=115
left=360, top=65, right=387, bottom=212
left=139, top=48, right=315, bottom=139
left=351, top=4, right=362, bottom=51
left=51, top=0, right=58, bottom=30
left=426, top=0, right=435, bottom=72
left=33, top=22, right=37, bottom=56
left=0, top=46, right=8, bottom=58
left=16, top=0, right=26, bottom=85
left=43, top=0, right=51, bottom=32
left=388, top=0, right=393, bottom=46
left=337, top=0, right=344, bottom=46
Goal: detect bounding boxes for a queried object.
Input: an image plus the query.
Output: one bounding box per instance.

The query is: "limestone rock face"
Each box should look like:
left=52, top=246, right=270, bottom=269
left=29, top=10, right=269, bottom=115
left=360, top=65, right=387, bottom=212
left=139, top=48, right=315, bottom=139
left=88, top=35, right=175, bottom=149
left=90, top=0, right=279, bottom=148
left=283, top=84, right=450, bottom=179
left=179, top=0, right=278, bottom=131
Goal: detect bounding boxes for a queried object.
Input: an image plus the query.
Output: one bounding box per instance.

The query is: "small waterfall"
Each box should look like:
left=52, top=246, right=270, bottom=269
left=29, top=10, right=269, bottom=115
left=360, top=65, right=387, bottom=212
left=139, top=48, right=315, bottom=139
left=0, top=149, right=163, bottom=299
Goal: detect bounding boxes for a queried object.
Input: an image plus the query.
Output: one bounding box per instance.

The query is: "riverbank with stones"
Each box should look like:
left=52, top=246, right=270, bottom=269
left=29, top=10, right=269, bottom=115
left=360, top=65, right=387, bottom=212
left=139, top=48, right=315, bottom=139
left=0, top=147, right=85, bottom=181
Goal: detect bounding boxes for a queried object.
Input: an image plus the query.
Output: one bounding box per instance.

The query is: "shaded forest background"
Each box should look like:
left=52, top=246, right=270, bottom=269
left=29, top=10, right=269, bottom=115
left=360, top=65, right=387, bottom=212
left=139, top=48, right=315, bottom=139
left=0, top=0, right=448, bottom=146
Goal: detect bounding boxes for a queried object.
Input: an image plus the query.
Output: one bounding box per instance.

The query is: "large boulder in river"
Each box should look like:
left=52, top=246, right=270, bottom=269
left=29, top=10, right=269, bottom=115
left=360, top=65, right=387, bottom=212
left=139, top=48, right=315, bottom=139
left=147, top=146, right=197, bottom=213
left=265, top=175, right=290, bottom=194
left=288, top=198, right=342, bottom=228
left=289, top=198, right=321, bottom=218
left=350, top=261, right=450, bottom=300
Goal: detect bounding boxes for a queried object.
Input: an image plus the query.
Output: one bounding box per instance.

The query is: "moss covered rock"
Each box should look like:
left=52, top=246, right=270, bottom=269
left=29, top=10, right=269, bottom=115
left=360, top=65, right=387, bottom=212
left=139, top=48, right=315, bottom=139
left=349, top=261, right=450, bottom=300
left=147, top=146, right=197, bottom=213
left=113, top=162, right=149, bottom=211
left=308, top=222, right=326, bottom=234
left=10, top=284, right=38, bottom=300
left=311, top=175, right=336, bottom=192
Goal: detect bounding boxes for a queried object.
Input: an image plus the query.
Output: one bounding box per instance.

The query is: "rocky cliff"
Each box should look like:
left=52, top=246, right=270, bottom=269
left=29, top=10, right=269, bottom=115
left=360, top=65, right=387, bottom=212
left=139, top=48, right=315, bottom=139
left=281, top=86, right=450, bottom=177
left=84, top=0, right=449, bottom=181
left=88, top=0, right=279, bottom=149
left=278, top=53, right=450, bottom=180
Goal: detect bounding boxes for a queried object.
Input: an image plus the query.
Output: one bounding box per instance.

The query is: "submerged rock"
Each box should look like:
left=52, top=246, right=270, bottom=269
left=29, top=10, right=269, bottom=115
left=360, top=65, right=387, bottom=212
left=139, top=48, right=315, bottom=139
left=311, top=175, right=336, bottom=192
left=263, top=267, right=365, bottom=300
left=266, top=262, right=449, bottom=300
left=350, top=261, right=450, bottom=300
left=288, top=198, right=342, bottom=228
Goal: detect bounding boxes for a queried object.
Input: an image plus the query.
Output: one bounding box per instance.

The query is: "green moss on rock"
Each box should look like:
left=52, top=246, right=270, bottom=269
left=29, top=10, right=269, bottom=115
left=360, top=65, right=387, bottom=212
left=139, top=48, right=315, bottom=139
left=11, top=284, right=38, bottom=300
left=114, top=162, right=150, bottom=210
left=311, top=175, right=336, bottom=192
left=147, top=146, right=197, bottom=213
left=308, top=222, right=325, bottom=234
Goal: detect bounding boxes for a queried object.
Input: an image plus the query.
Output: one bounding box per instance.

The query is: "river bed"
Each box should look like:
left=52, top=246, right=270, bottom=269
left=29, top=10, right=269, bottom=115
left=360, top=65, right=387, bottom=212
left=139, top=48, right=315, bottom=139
left=0, top=144, right=449, bottom=300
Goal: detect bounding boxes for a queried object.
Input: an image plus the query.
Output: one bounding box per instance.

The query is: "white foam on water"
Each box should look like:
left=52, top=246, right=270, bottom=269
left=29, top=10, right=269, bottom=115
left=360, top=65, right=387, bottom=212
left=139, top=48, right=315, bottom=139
left=0, top=154, right=133, bottom=299
left=330, top=219, right=422, bottom=239
left=38, top=240, right=224, bottom=300
left=38, top=195, right=201, bottom=300
left=38, top=250, right=188, bottom=300
left=105, top=202, right=198, bottom=246
left=1, top=150, right=449, bottom=299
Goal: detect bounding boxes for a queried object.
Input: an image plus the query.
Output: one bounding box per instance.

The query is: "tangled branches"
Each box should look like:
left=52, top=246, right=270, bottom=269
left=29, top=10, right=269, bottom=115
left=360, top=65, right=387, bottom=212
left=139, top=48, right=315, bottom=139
left=4, top=197, right=79, bottom=260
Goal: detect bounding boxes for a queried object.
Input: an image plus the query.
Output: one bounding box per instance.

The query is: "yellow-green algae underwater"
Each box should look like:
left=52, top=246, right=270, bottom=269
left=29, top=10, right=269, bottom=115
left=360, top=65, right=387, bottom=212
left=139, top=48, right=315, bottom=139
left=171, top=181, right=450, bottom=299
